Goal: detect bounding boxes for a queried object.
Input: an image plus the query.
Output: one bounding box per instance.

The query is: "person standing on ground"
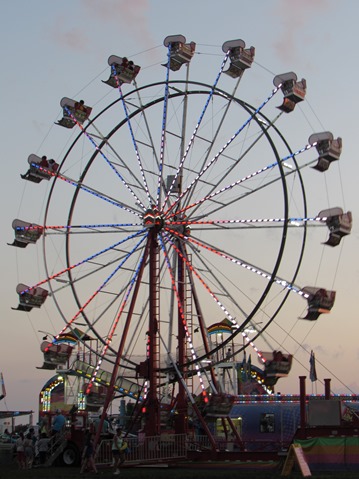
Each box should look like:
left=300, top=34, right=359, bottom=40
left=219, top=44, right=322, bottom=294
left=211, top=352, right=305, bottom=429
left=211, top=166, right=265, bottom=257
left=80, top=431, right=98, bottom=474
left=111, top=427, right=127, bottom=475
left=15, top=432, right=26, bottom=470
left=23, top=433, right=34, bottom=469
left=37, top=432, right=50, bottom=465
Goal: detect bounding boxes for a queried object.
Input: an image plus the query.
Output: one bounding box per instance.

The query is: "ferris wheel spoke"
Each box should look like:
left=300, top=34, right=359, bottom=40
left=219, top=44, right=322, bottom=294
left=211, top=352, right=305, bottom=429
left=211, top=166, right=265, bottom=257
left=53, top=234, right=148, bottom=342
left=198, top=166, right=306, bottom=221
left=163, top=50, right=231, bottom=209
left=171, top=218, right=283, bottom=230
left=189, top=243, right=250, bottom=321
left=87, top=116, right=155, bottom=205
left=133, top=78, right=160, bottom=166
left=174, top=138, right=317, bottom=222
left=85, top=246, right=149, bottom=394
left=189, top=241, right=279, bottom=340
left=166, top=226, right=305, bottom=300
left=164, top=229, right=303, bottom=367
left=166, top=85, right=282, bottom=217
left=110, top=73, right=153, bottom=205
left=154, top=43, right=175, bottom=207
left=170, top=217, right=327, bottom=234
left=159, top=237, right=210, bottom=394
left=81, top=235, right=173, bottom=362
left=44, top=222, right=144, bottom=235
left=131, top=82, right=171, bottom=209
left=162, top=231, right=267, bottom=366
left=163, top=231, right=238, bottom=326
left=30, top=163, right=139, bottom=213
left=171, top=162, right=278, bottom=221
left=185, top=111, right=284, bottom=214
left=65, top=107, right=147, bottom=209
left=25, top=229, right=147, bottom=298
left=183, top=241, right=278, bottom=367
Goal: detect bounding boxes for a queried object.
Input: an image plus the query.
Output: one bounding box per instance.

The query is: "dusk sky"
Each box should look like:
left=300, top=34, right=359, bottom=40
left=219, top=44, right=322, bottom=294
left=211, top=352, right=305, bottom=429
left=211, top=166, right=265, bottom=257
left=1, top=0, right=358, bottom=420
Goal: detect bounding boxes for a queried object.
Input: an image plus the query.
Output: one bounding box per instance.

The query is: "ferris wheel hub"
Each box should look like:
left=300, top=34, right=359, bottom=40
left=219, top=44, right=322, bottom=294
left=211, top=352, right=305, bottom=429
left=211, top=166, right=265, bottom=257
left=143, top=206, right=164, bottom=229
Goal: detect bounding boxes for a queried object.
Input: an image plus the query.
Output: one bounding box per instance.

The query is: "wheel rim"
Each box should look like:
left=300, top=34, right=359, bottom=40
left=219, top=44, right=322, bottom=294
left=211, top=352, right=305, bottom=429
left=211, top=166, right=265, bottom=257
left=41, top=79, right=307, bottom=377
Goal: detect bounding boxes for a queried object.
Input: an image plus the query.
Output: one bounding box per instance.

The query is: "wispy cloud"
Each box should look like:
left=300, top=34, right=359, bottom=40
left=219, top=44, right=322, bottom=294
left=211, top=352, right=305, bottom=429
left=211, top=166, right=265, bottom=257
left=83, top=0, right=154, bottom=48
left=50, top=1, right=154, bottom=55
left=273, top=0, right=331, bottom=63
left=61, top=28, right=89, bottom=52
left=48, top=13, right=90, bottom=53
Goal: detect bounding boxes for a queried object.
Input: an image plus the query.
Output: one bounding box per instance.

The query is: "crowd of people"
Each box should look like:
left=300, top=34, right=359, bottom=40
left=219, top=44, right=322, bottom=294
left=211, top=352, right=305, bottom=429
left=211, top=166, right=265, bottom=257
left=12, top=408, right=65, bottom=469
left=9, top=410, right=128, bottom=474
left=13, top=428, right=39, bottom=470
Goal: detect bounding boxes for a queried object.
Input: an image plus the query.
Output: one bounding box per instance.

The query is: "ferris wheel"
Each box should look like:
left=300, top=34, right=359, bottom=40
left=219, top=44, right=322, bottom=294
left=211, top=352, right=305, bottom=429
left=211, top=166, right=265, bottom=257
left=10, top=35, right=351, bottom=435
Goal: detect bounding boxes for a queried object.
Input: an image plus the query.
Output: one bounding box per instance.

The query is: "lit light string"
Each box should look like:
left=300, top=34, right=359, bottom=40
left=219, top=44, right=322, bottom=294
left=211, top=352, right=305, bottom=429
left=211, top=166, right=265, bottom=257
left=30, top=163, right=140, bottom=215
left=167, top=141, right=316, bottom=221
left=168, top=215, right=327, bottom=228
left=244, top=368, right=272, bottom=395
left=14, top=213, right=328, bottom=240
left=142, top=380, right=149, bottom=403
left=16, top=222, right=144, bottom=234
left=162, top=49, right=231, bottom=211
left=158, top=235, right=209, bottom=400
left=142, top=318, right=152, bottom=403
left=166, top=226, right=309, bottom=301
left=15, top=224, right=43, bottom=233
left=74, top=361, right=143, bottom=401
left=20, top=229, right=147, bottom=295
left=85, top=248, right=147, bottom=395
left=64, top=106, right=146, bottom=210
left=112, top=65, right=152, bottom=206
left=165, top=83, right=283, bottom=218
left=156, top=42, right=172, bottom=207
left=184, top=127, right=319, bottom=221
left=235, top=393, right=359, bottom=404
left=40, top=376, right=64, bottom=412
left=184, top=113, right=285, bottom=218
left=46, top=234, right=148, bottom=351
left=162, top=231, right=267, bottom=365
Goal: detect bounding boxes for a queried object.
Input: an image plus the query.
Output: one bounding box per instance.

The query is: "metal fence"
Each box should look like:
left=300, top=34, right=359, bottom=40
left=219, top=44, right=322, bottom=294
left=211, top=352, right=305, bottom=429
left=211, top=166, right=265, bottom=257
left=96, top=433, right=187, bottom=465
left=96, top=432, right=289, bottom=465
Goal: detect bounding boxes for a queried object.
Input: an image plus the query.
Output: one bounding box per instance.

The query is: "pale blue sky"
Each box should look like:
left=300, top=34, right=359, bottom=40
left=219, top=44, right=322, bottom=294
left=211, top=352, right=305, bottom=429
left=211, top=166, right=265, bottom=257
left=1, top=0, right=358, bottom=417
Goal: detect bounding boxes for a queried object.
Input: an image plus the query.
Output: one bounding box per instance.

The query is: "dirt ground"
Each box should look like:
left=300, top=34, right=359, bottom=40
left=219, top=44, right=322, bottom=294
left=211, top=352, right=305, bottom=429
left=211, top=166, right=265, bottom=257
left=1, top=462, right=359, bottom=479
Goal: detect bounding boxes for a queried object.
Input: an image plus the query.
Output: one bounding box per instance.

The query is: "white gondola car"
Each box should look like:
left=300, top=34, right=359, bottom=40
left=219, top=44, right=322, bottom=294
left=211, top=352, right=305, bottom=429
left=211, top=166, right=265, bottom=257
left=12, top=283, right=48, bottom=312
left=300, top=286, right=336, bottom=321
left=8, top=219, right=43, bottom=248
left=20, top=154, right=58, bottom=183
left=222, top=39, right=255, bottom=78
left=102, top=55, right=141, bottom=87
left=163, top=35, right=196, bottom=71
left=82, top=383, right=107, bottom=411
left=201, top=393, right=235, bottom=417
left=273, top=72, right=306, bottom=113
left=40, top=340, right=74, bottom=366
left=309, top=132, right=343, bottom=172
left=262, top=351, right=293, bottom=378
left=56, top=98, right=92, bottom=129
left=319, top=207, right=352, bottom=246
